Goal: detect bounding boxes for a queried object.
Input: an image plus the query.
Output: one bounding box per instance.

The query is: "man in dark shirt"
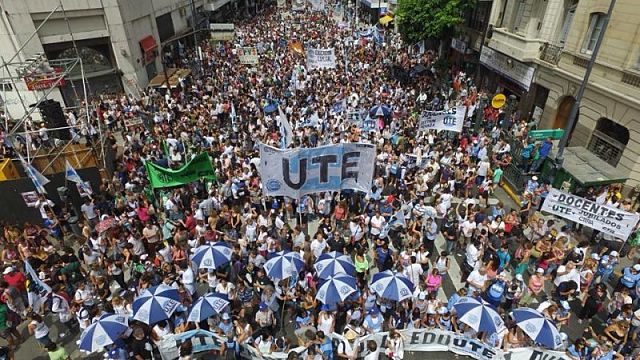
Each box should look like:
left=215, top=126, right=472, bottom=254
left=129, top=327, right=152, bottom=360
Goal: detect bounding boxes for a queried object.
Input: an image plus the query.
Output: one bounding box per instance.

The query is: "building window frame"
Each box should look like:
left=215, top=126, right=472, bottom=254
left=581, top=12, right=606, bottom=55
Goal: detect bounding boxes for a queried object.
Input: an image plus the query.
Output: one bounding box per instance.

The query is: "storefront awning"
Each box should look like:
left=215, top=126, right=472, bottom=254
left=139, top=35, right=158, bottom=53
left=379, top=15, right=394, bottom=25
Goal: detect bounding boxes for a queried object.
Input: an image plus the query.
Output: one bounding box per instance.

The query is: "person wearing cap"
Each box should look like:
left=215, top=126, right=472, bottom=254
left=2, top=267, right=25, bottom=297
left=254, top=302, right=275, bottom=338
left=362, top=307, right=382, bottom=334
left=617, top=264, right=640, bottom=293
left=595, top=252, right=619, bottom=286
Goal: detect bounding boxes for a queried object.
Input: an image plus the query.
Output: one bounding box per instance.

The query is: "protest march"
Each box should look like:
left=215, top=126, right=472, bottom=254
left=0, top=1, right=639, bottom=360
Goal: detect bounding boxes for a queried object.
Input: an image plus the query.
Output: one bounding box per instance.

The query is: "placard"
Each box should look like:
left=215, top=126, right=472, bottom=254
left=238, top=47, right=259, bottom=65
left=541, top=188, right=639, bottom=240
left=306, top=48, right=336, bottom=70
left=21, top=191, right=39, bottom=207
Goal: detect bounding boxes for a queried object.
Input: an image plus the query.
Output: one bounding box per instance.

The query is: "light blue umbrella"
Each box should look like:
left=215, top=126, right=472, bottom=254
left=453, top=296, right=506, bottom=334
left=314, top=251, right=355, bottom=279
left=79, top=313, right=129, bottom=353
left=263, top=251, right=305, bottom=281
left=511, top=308, right=562, bottom=349
left=369, top=104, right=391, bottom=117
left=370, top=270, right=415, bottom=301
left=316, top=274, right=357, bottom=305
left=133, top=284, right=181, bottom=324
left=190, top=242, right=233, bottom=270
left=187, top=292, right=230, bottom=322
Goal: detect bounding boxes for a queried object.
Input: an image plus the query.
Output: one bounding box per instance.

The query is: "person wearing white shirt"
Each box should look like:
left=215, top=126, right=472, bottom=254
left=466, top=267, right=487, bottom=295
left=310, top=235, right=328, bottom=259
left=405, top=256, right=424, bottom=285
left=34, top=196, right=55, bottom=220
left=369, top=212, right=385, bottom=236
left=179, top=263, right=195, bottom=295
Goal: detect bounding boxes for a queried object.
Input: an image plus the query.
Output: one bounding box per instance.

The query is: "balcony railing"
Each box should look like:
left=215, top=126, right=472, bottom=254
left=539, top=43, right=563, bottom=65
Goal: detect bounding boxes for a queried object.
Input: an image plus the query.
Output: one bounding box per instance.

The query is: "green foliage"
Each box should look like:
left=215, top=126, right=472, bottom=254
left=395, top=0, right=476, bottom=44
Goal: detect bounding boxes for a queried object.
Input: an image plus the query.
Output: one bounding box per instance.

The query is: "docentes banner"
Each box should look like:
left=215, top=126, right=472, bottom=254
left=332, top=329, right=571, bottom=360
left=541, top=188, right=640, bottom=240
left=238, top=47, right=259, bottom=65
left=418, top=106, right=466, bottom=132
left=306, top=48, right=336, bottom=70
left=145, top=153, right=217, bottom=189
left=259, top=143, right=376, bottom=198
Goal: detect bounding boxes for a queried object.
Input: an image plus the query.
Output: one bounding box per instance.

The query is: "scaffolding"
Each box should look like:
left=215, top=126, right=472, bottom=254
left=0, top=1, right=104, bottom=171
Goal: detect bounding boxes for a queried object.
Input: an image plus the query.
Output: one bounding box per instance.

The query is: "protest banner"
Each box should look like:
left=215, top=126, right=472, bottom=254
left=124, top=117, right=144, bottom=128
left=306, top=48, right=336, bottom=70
left=331, top=329, right=571, bottom=360
left=259, top=143, right=376, bottom=198
left=418, top=106, right=466, bottom=132
left=541, top=188, right=640, bottom=240
left=238, top=47, right=259, bottom=65
left=145, top=153, right=217, bottom=189
left=360, top=116, right=378, bottom=132
left=310, top=0, right=325, bottom=11
left=347, top=109, right=368, bottom=124
left=292, top=0, right=305, bottom=10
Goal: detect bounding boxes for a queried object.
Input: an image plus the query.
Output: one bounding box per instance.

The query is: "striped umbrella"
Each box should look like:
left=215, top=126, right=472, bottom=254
left=132, top=284, right=181, bottom=324
left=316, top=274, right=357, bottom=305
left=187, top=292, right=230, bottom=322
left=263, top=251, right=305, bottom=281
left=511, top=308, right=563, bottom=349
left=314, top=251, right=355, bottom=279
left=190, top=242, right=233, bottom=270
left=370, top=270, right=415, bottom=301
left=79, top=313, right=129, bottom=353
left=453, top=296, right=506, bottom=334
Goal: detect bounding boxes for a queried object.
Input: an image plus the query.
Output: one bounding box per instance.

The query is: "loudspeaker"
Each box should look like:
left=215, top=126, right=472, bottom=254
left=37, top=99, right=70, bottom=140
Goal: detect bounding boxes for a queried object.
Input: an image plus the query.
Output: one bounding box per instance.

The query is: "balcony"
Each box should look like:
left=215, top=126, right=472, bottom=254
left=539, top=43, right=563, bottom=65
left=487, top=28, right=545, bottom=63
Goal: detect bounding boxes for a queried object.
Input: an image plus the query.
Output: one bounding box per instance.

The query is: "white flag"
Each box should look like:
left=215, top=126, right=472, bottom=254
left=25, top=260, right=52, bottom=309
left=278, top=106, right=294, bottom=148
left=19, top=154, right=50, bottom=194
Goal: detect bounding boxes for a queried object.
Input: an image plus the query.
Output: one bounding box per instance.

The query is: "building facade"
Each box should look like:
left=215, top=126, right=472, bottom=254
left=478, top=0, right=640, bottom=186
left=0, top=0, right=235, bottom=120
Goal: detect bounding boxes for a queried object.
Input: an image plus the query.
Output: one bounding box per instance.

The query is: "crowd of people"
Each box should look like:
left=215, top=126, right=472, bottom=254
left=0, top=2, right=638, bottom=360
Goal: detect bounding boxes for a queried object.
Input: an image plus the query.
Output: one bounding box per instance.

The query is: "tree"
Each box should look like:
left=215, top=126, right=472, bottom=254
left=396, top=0, right=476, bottom=45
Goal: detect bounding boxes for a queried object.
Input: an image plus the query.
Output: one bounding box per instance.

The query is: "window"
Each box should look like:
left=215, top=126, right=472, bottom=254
left=582, top=13, right=606, bottom=54
left=557, top=2, right=578, bottom=46
left=587, top=118, right=629, bottom=166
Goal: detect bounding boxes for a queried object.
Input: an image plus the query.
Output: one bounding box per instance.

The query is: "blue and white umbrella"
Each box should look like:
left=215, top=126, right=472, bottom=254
left=316, top=274, right=357, bottom=305
left=187, top=292, right=230, bottom=323
left=133, top=284, right=181, bottom=324
left=79, top=313, right=129, bottom=353
left=511, top=308, right=562, bottom=349
left=369, top=104, right=391, bottom=117
left=191, top=242, right=233, bottom=270
left=453, top=296, right=506, bottom=334
left=264, top=251, right=305, bottom=281
left=370, top=270, right=415, bottom=301
left=314, top=251, right=355, bottom=279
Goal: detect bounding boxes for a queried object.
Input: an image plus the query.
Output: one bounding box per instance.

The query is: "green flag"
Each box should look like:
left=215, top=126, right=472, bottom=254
left=162, top=140, right=171, bottom=158
left=145, top=153, right=216, bottom=189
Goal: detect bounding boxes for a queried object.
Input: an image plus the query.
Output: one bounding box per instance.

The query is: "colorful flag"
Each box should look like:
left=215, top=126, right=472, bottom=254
left=25, top=260, right=52, bottom=309
left=65, top=160, right=92, bottom=195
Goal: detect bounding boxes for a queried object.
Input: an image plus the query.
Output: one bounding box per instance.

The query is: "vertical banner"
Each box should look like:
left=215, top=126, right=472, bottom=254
left=259, top=143, right=376, bottom=198
left=418, top=106, right=466, bottom=132
left=541, top=188, right=640, bottom=240
left=238, top=47, right=259, bottom=65
left=306, top=48, right=337, bottom=70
